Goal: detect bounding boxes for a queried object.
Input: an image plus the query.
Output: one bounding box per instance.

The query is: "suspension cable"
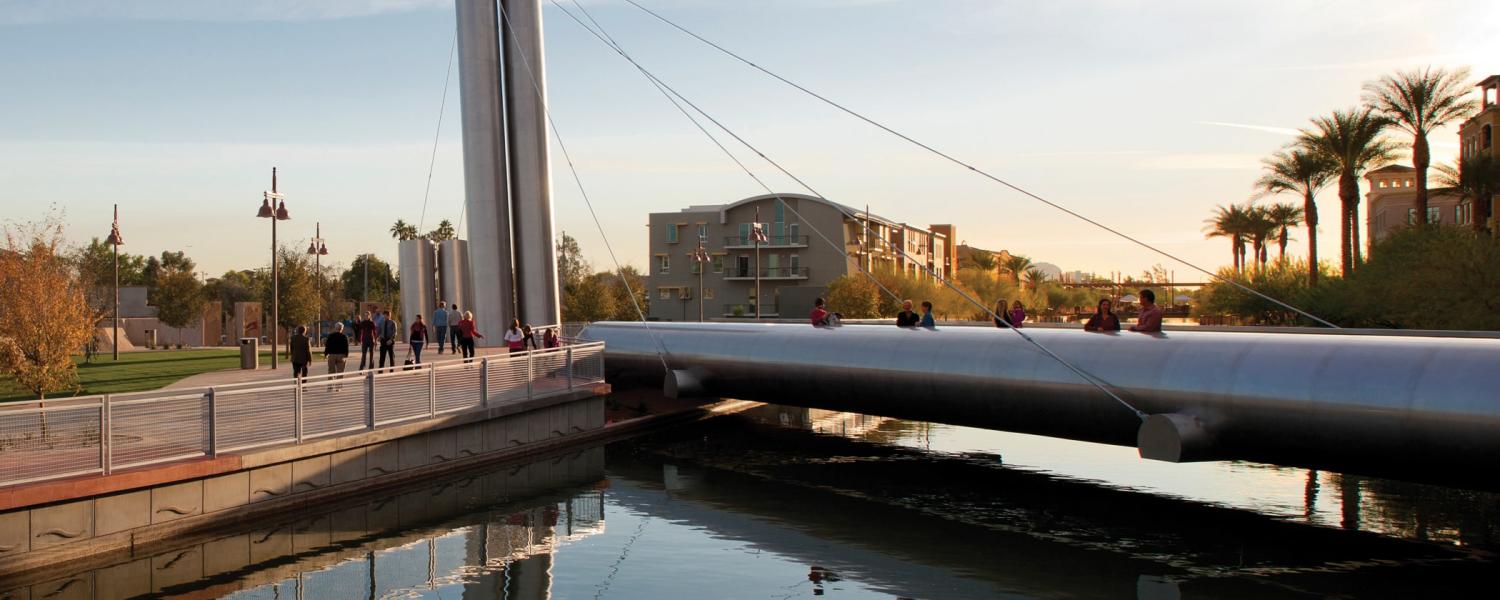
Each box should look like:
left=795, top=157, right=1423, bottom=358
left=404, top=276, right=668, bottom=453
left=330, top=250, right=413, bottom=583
left=418, top=33, right=458, bottom=234
left=497, top=0, right=672, bottom=374
left=620, top=0, right=1337, bottom=330
left=553, top=0, right=1146, bottom=420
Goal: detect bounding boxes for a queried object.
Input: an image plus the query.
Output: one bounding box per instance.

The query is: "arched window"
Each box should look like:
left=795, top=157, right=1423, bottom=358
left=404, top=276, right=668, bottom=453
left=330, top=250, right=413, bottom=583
left=1484, top=124, right=1493, bottom=150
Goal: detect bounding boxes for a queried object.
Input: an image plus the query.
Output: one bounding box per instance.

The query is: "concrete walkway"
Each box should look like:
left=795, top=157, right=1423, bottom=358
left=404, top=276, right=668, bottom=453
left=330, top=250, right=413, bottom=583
left=165, top=343, right=516, bottom=390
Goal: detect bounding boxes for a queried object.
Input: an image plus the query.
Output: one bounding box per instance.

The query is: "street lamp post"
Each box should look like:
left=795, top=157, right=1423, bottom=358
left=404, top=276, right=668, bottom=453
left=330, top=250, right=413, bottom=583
left=106, top=205, right=124, bottom=360
left=692, top=243, right=709, bottom=322
left=307, top=223, right=329, bottom=345
left=257, top=168, right=290, bottom=369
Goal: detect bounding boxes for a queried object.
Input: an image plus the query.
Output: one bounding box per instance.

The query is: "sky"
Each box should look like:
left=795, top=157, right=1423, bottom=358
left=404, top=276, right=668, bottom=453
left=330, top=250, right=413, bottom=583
left=2, top=0, right=1498, bottom=282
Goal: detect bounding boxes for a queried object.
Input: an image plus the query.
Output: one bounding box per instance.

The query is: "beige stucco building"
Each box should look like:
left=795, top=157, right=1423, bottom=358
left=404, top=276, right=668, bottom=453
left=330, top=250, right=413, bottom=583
left=645, top=193, right=954, bottom=320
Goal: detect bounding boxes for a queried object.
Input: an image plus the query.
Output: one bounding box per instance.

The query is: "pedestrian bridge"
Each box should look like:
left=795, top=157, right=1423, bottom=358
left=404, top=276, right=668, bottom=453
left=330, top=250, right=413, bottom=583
left=581, top=321, right=1500, bottom=489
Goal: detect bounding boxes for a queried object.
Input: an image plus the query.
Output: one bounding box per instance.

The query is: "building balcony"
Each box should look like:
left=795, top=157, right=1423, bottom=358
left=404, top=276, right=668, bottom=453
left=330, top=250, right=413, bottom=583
left=723, top=235, right=809, bottom=249
left=723, top=267, right=810, bottom=280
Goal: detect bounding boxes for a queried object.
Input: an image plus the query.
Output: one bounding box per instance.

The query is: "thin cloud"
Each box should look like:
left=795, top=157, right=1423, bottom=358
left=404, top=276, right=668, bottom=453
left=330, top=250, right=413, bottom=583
left=0, top=0, right=449, bottom=24
left=1196, top=121, right=1302, bottom=137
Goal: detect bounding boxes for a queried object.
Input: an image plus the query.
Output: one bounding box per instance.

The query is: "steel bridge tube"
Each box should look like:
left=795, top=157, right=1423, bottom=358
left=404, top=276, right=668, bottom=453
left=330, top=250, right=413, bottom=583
left=581, top=321, right=1500, bottom=488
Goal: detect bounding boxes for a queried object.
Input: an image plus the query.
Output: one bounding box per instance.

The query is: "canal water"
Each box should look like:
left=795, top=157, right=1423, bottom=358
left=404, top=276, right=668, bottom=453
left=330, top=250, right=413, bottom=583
left=8, top=401, right=1497, bottom=599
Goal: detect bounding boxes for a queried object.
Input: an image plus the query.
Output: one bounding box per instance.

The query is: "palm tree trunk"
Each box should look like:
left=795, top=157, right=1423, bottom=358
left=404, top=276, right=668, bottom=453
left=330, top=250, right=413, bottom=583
left=1350, top=172, right=1362, bottom=277
left=1351, top=182, right=1364, bottom=268
left=1278, top=229, right=1289, bottom=260
left=1305, top=192, right=1319, bottom=287
left=1413, top=135, right=1430, bottom=224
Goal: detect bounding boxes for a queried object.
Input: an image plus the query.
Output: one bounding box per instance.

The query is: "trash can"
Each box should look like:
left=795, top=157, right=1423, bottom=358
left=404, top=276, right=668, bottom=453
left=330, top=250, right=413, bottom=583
left=239, top=338, right=259, bottom=370
left=144, top=329, right=157, bottom=350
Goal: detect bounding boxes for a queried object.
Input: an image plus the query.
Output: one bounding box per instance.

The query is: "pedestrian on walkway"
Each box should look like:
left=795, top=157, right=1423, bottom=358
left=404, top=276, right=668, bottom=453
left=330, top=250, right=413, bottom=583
left=325, top=322, right=350, bottom=382
left=542, top=327, right=560, bottom=349
left=448, top=305, right=462, bottom=354
left=409, top=314, right=428, bottom=363
left=290, top=325, right=312, bottom=379
left=504, top=319, right=525, bottom=353
left=357, top=312, right=377, bottom=370
left=456, top=310, right=481, bottom=358
left=920, top=301, right=936, bottom=329
left=1008, top=300, right=1026, bottom=329
left=993, top=299, right=1011, bottom=328
left=522, top=324, right=538, bottom=350
left=432, top=301, right=449, bottom=354
left=378, top=310, right=398, bottom=369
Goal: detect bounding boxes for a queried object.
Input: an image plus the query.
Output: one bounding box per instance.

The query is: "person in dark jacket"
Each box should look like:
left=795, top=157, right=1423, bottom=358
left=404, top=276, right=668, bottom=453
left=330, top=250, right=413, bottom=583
left=1083, top=297, right=1121, bottom=332
left=289, top=325, right=312, bottom=379
left=377, top=310, right=398, bottom=370
left=409, top=314, right=428, bottom=363
left=993, top=299, right=1010, bottom=328
left=324, top=322, right=350, bottom=374
left=356, top=312, right=377, bottom=370
left=896, top=299, right=920, bottom=328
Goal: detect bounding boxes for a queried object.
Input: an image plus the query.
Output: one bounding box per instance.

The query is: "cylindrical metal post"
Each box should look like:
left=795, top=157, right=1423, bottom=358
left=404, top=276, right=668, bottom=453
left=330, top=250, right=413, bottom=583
left=502, top=0, right=561, bottom=329
left=294, top=380, right=303, bottom=442
left=207, top=388, right=217, bottom=455
left=428, top=365, right=437, bottom=417
left=457, top=0, right=517, bottom=342
left=480, top=357, right=490, bottom=406
left=565, top=346, right=573, bottom=390
left=101, top=396, right=112, bottom=474
left=365, top=371, right=376, bottom=429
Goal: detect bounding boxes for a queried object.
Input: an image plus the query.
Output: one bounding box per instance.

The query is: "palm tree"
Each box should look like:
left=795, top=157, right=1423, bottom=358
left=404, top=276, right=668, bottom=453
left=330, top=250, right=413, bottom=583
left=1435, top=154, right=1500, bottom=235
left=1243, top=205, right=1278, bottom=271
left=1253, top=148, right=1336, bottom=285
left=1022, top=267, right=1051, bottom=291
left=1297, top=108, right=1401, bottom=276
left=1204, top=204, right=1252, bottom=272
left=1264, top=203, right=1306, bottom=261
left=389, top=219, right=418, bottom=241
left=1000, top=254, right=1032, bottom=286
left=426, top=219, right=457, bottom=241
left=1362, top=67, right=1477, bottom=224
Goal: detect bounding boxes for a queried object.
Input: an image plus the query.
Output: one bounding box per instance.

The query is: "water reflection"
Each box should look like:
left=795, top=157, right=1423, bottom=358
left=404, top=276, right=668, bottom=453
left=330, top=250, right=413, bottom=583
left=5, top=403, right=1498, bottom=599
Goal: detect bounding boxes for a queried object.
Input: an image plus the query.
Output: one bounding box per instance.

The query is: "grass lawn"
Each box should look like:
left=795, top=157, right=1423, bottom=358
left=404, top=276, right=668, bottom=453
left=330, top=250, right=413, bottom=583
left=0, top=349, right=277, bottom=403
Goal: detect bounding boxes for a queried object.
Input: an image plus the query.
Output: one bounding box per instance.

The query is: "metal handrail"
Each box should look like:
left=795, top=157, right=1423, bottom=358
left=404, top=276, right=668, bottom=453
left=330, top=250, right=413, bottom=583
left=0, top=341, right=605, bottom=488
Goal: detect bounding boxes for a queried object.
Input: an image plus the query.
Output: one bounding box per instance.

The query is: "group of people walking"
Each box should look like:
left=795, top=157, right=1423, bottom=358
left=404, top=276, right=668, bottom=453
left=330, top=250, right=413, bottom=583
left=284, top=300, right=563, bottom=380
left=811, top=289, right=1164, bottom=333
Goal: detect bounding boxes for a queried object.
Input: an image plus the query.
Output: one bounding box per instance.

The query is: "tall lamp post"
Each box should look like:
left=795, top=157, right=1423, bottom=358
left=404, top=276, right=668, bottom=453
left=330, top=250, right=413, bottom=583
left=751, top=206, right=767, bottom=319
left=306, top=223, right=329, bottom=345
left=105, top=205, right=124, bottom=360
left=257, top=168, right=290, bottom=369
left=692, top=243, right=708, bottom=322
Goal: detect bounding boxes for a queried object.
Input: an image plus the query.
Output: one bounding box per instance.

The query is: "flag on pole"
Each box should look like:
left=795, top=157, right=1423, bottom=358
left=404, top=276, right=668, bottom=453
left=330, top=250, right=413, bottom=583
left=751, top=222, right=768, bottom=244
left=693, top=245, right=710, bottom=263
left=106, top=206, right=124, bottom=245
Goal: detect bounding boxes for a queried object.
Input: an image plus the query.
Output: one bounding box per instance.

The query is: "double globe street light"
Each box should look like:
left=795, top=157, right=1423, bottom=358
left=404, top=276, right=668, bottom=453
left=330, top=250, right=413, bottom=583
left=257, top=168, right=290, bottom=369
left=306, top=223, right=329, bottom=345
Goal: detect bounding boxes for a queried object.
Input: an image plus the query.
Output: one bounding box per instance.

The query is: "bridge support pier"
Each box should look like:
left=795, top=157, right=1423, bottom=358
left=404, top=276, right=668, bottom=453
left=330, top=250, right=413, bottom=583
left=1137, top=413, right=1216, bottom=463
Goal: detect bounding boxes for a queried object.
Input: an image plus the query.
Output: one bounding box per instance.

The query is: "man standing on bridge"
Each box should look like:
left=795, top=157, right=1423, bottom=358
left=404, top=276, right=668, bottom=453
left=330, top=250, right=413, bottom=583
left=1129, top=289, right=1163, bottom=333
left=433, top=301, right=449, bottom=354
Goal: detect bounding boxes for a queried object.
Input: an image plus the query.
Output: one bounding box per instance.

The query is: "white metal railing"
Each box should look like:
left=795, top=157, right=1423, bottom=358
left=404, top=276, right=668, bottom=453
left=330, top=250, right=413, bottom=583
left=0, top=341, right=605, bottom=488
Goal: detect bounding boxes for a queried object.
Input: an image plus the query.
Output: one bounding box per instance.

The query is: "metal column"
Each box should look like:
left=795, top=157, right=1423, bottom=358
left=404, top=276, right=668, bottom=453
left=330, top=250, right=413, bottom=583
left=502, top=0, right=561, bottom=329
left=456, top=0, right=517, bottom=343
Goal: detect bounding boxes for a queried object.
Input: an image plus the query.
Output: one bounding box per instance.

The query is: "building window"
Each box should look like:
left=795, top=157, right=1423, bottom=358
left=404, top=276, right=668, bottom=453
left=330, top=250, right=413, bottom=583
left=712, top=255, right=724, bottom=273
left=666, top=224, right=679, bottom=243
left=1428, top=206, right=1442, bottom=224
left=658, top=287, right=674, bottom=300
left=1379, top=181, right=1387, bottom=188
left=738, top=223, right=750, bottom=245
left=658, top=254, right=670, bottom=274
left=789, top=254, right=799, bottom=271
left=1407, top=208, right=1416, bottom=225
left=789, top=222, right=799, bottom=241
left=697, top=224, right=708, bottom=242
left=1484, top=124, right=1493, bottom=149
left=704, top=287, right=715, bottom=300
left=1458, top=200, right=1473, bottom=225
left=690, top=258, right=700, bottom=274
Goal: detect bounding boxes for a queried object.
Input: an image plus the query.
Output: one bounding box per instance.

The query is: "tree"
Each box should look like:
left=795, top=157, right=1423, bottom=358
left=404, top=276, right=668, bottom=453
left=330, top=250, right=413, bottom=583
left=1000, top=254, right=1033, bottom=286
left=72, top=237, right=147, bottom=313
left=1264, top=203, right=1305, bottom=260
left=153, top=268, right=206, bottom=346
left=1298, top=108, right=1400, bottom=276
left=561, top=274, right=617, bottom=323
left=1362, top=67, right=1477, bottom=224
left=605, top=266, right=648, bottom=322
left=1204, top=204, right=1252, bottom=272
left=1254, top=148, right=1337, bottom=285
left=968, top=249, right=996, bottom=271
left=556, top=232, right=589, bottom=290
left=1435, top=154, right=1500, bottom=235
left=426, top=219, right=457, bottom=242
left=262, top=247, right=322, bottom=353
left=1022, top=267, right=1051, bottom=291
left=205, top=269, right=264, bottom=322
left=141, top=249, right=196, bottom=303
left=340, top=254, right=397, bottom=308
left=0, top=217, right=97, bottom=400
left=824, top=274, right=881, bottom=319
left=389, top=219, right=418, bottom=241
